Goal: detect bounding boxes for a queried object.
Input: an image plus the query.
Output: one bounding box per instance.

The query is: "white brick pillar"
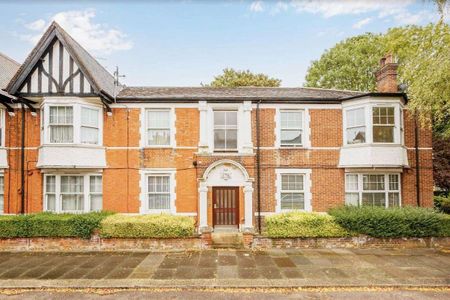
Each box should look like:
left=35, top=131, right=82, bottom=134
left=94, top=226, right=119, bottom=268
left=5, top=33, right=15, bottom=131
left=241, top=101, right=253, bottom=154
left=243, top=183, right=254, bottom=229
left=198, top=101, right=209, bottom=154
left=198, top=182, right=208, bottom=229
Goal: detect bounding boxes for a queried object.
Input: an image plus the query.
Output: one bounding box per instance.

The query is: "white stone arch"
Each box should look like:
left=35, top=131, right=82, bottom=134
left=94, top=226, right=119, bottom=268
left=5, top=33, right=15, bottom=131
left=198, top=159, right=254, bottom=231
left=202, top=159, right=251, bottom=187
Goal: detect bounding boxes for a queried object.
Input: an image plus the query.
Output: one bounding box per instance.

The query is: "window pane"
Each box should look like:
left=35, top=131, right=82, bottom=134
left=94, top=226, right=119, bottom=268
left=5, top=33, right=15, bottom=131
left=389, top=174, right=399, bottom=190
left=281, top=174, right=303, bottom=190
left=345, top=193, right=359, bottom=206
left=281, top=111, right=302, bottom=129
left=90, top=176, right=102, bottom=193
left=81, top=127, right=99, bottom=144
left=226, top=111, right=237, bottom=126
left=148, top=194, right=170, bottom=210
left=46, top=176, right=56, bottom=193
left=346, top=127, right=366, bottom=144
left=373, top=107, right=394, bottom=125
left=148, top=129, right=170, bottom=145
left=90, top=195, right=102, bottom=211
left=214, top=111, right=226, bottom=126
left=50, top=125, right=73, bottom=143
left=148, top=176, right=170, bottom=193
left=345, top=174, right=358, bottom=190
left=389, top=193, right=400, bottom=207
left=281, top=130, right=302, bottom=145
left=62, top=194, right=84, bottom=211
left=148, top=110, right=170, bottom=128
left=346, top=108, right=365, bottom=127
left=61, top=176, right=84, bottom=193
left=46, top=194, right=56, bottom=211
left=281, top=193, right=304, bottom=210
left=226, top=129, right=237, bottom=149
left=214, top=129, right=226, bottom=149
left=363, top=175, right=385, bottom=190
left=373, top=126, right=394, bottom=143
left=50, top=106, right=73, bottom=124
left=81, top=107, right=99, bottom=127
left=362, top=193, right=385, bottom=206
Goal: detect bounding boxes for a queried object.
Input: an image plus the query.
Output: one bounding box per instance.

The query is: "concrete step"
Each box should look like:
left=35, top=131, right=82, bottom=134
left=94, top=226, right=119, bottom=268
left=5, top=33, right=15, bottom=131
left=211, top=232, right=244, bottom=249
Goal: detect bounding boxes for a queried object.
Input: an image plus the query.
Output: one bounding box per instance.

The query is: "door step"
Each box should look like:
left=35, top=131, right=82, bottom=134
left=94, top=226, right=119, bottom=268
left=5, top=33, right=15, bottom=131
left=211, top=232, right=244, bottom=249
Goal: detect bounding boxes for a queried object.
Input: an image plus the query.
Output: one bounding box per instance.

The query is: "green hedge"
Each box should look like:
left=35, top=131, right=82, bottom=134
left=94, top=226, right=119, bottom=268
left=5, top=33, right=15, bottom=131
left=264, top=212, right=351, bottom=238
left=0, top=212, right=112, bottom=239
left=434, top=195, right=450, bottom=214
left=329, top=206, right=448, bottom=238
left=100, top=214, right=195, bottom=238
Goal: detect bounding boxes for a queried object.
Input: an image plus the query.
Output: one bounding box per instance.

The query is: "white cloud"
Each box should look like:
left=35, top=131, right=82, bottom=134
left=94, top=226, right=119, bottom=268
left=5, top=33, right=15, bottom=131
left=250, top=1, right=264, bottom=13
left=22, top=9, right=133, bottom=55
left=25, top=19, right=46, bottom=31
left=393, top=10, right=436, bottom=25
left=289, top=0, right=414, bottom=18
left=353, top=17, right=372, bottom=29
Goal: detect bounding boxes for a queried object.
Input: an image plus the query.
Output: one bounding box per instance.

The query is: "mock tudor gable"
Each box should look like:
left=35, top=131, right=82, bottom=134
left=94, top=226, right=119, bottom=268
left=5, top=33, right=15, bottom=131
left=6, top=22, right=117, bottom=100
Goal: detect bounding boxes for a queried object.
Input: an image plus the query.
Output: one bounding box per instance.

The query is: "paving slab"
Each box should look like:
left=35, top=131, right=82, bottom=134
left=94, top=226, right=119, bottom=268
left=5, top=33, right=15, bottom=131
left=0, top=248, right=447, bottom=288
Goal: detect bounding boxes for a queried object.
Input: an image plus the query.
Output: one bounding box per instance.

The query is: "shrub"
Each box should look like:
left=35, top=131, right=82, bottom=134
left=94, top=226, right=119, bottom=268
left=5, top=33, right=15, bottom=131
left=434, top=195, right=450, bottom=214
left=100, top=214, right=196, bottom=238
left=329, top=206, right=448, bottom=238
left=264, top=212, right=351, bottom=238
left=0, top=212, right=112, bottom=239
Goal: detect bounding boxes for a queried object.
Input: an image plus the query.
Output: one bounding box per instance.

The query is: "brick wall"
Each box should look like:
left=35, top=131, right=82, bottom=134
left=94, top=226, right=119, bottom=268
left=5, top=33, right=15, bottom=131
left=1, top=103, right=434, bottom=219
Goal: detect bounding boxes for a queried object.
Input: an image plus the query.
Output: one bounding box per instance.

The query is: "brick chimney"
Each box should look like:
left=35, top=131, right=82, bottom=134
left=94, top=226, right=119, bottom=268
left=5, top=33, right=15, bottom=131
left=375, top=54, right=399, bottom=93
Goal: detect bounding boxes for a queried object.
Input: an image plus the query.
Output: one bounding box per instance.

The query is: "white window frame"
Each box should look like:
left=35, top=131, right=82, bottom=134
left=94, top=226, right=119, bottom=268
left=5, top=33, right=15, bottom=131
left=343, top=102, right=402, bottom=146
left=344, top=173, right=401, bottom=208
left=345, top=107, right=366, bottom=145
left=0, top=109, right=5, bottom=147
left=141, top=108, right=176, bottom=148
left=275, top=169, right=312, bottom=212
left=0, top=173, right=4, bottom=214
left=139, top=169, right=176, bottom=214
left=213, top=110, right=238, bottom=152
left=80, top=106, right=101, bottom=145
left=43, top=173, right=103, bottom=213
left=41, top=99, right=103, bottom=146
left=275, top=108, right=310, bottom=148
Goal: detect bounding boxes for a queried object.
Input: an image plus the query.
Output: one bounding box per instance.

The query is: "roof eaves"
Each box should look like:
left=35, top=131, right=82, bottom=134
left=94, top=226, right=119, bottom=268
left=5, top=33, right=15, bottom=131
left=341, top=92, right=407, bottom=103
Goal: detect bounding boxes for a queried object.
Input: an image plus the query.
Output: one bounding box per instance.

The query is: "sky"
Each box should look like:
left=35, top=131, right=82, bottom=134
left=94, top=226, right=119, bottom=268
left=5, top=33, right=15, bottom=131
left=0, top=0, right=447, bottom=87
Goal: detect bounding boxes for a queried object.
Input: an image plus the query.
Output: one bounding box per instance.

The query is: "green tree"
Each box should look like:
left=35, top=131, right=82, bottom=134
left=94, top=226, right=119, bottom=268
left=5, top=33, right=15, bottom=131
left=304, top=23, right=450, bottom=137
left=205, top=68, right=281, bottom=87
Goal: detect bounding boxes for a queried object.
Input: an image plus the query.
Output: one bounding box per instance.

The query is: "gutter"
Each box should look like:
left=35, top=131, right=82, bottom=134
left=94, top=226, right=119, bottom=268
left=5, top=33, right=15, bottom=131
left=256, top=100, right=262, bottom=234
left=414, top=115, right=421, bottom=207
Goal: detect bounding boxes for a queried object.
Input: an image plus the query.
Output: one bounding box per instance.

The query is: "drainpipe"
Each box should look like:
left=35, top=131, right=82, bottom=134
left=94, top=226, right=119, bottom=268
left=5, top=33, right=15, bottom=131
left=414, top=115, right=421, bottom=207
left=20, top=103, right=25, bottom=214
left=256, top=100, right=262, bottom=234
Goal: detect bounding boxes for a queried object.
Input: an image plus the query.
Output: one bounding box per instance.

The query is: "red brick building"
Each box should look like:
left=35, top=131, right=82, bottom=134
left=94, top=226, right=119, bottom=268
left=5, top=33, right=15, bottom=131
left=0, top=22, right=433, bottom=232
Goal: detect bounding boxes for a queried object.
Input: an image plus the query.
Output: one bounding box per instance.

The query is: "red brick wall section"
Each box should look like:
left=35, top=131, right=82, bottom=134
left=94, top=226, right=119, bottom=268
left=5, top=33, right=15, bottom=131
left=310, top=109, right=343, bottom=147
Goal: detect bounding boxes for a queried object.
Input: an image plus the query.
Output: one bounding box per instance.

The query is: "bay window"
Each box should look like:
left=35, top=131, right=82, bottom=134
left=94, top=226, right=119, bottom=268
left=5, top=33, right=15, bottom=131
left=42, top=102, right=102, bottom=145
left=44, top=174, right=102, bottom=212
left=146, top=109, right=171, bottom=146
left=345, top=173, right=401, bottom=207
left=344, top=104, right=401, bottom=145
left=214, top=110, right=238, bottom=151
left=280, top=110, right=303, bottom=146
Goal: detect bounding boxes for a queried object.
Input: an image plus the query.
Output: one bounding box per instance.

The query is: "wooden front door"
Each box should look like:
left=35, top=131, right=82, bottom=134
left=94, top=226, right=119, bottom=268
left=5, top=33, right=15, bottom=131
left=212, top=187, right=239, bottom=226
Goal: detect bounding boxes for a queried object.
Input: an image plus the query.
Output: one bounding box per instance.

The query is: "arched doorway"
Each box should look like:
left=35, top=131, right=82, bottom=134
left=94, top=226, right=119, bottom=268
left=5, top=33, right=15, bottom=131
left=198, top=160, right=253, bottom=231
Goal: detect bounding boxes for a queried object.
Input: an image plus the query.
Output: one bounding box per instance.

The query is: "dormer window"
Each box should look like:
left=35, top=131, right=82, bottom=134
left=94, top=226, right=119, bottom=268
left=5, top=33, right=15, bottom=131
left=41, top=100, right=103, bottom=146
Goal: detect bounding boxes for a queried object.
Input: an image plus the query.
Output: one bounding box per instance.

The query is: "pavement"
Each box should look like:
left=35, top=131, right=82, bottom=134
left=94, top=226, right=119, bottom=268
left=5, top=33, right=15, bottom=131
left=0, top=248, right=448, bottom=290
